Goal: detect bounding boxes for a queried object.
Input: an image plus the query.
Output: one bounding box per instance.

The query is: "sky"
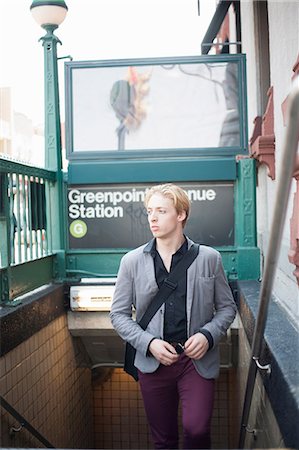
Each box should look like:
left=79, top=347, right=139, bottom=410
left=0, top=0, right=216, bottom=125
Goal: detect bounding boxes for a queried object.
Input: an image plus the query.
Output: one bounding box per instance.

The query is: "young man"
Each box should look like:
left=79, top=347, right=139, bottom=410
left=110, top=183, right=236, bottom=449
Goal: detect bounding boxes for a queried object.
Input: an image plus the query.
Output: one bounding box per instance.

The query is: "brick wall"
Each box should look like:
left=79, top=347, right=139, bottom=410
left=93, top=367, right=238, bottom=449
left=0, top=314, right=93, bottom=448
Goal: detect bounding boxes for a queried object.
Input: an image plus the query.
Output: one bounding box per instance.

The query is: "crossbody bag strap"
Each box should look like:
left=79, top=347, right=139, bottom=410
left=138, top=243, right=199, bottom=330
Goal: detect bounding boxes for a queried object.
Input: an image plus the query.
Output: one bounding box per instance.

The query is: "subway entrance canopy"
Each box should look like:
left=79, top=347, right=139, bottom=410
left=64, top=54, right=259, bottom=282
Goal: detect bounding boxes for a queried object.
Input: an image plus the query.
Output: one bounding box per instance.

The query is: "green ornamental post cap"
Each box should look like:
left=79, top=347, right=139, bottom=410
left=30, top=0, right=68, bottom=11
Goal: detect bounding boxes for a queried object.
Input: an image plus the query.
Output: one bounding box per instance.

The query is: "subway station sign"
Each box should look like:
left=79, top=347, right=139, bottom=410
left=67, top=183, right=234, bottom=249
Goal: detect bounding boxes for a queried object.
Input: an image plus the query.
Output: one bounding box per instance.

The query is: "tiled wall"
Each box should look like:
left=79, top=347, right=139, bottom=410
left=93, top=367, right=238, bottom=449
left=92, top=318, right=285, bottom=449
left=0, top=309, right=284, bottom=449
left=0, top=315, right=93, bottom=448
left=93, top=369, right=150, bottom=449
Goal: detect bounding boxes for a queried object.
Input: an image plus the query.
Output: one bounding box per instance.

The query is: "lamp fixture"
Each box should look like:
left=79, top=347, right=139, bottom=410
left=30, top=0, right=68, bottom=28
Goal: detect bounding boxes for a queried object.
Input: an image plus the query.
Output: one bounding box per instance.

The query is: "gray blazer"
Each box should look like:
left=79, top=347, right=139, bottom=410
left=110, top=237, right=237, bottom=379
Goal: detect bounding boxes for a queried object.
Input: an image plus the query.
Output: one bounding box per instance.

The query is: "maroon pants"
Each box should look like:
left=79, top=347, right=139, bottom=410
left=138, top=354, right=215, bottom=449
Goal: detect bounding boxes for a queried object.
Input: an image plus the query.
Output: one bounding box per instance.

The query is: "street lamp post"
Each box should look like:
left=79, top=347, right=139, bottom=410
left=30, top=0, right=68, bottom=277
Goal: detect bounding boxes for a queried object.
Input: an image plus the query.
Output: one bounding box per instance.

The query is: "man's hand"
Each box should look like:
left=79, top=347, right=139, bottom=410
left=184, top=333, right=209, bottom=360
left=149, top=339, right=180, bottom=366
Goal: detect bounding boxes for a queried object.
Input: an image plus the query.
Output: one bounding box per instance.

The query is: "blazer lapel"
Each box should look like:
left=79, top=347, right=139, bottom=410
left=143, top=239, right=158, bottom=290
left=185, top=238, right=198, bottom=336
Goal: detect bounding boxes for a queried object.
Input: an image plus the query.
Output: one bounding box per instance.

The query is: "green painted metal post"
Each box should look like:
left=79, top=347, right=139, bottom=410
left=235, top=157, right=260, bottom=279
left=40, top=24, right=66, bottom=278
left=0, top=173, right=10, bottom=302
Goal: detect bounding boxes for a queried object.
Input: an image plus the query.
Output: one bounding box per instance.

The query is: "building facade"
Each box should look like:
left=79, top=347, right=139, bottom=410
left=216, top=0, right=299, bottom=320
left=203, top=1, right=299, bottom=447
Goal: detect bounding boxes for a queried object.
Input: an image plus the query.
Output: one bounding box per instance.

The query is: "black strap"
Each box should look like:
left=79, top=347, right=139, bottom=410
left=138, top=243, right=199, bottom=330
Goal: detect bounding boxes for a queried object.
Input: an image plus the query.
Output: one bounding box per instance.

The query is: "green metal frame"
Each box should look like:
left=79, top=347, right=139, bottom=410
left=235, top=157, right=260, bottom=279
left=0, top=50, right=260, bottom=305
left=65, top=54, right=248, bottom=162
left=64, top=158, right=260, bottom=282
left=0, top=158, right=58, bottom=304
left=0, top=22, right=66, bottom=304
left=68, top=157, right=237, bottom=185
left=41, top=25, right=66, bottom=262
left=0, top=19, right=71, bottom=300
left=63, top=54, right=259, bottom=282
left=1, top=257, right=53, bottom=301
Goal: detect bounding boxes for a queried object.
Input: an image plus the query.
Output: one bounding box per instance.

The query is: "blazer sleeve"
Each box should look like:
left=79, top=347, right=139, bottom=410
left=109, top=254, right=156, bottom=356
left=199, top=253, right=237, bottom=347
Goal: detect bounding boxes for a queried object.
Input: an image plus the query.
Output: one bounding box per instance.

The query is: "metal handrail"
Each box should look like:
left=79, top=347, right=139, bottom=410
left=0, top=395, right=55, bottom=448
left=238, top=81, right=299, bottom=447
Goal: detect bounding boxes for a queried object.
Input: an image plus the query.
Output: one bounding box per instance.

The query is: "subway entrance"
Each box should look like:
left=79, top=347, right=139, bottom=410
left=1, top=51, right=288, bottom=449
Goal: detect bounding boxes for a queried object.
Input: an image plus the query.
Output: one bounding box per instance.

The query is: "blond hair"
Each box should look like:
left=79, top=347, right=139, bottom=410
left=144, top=184, right=190, bottom=227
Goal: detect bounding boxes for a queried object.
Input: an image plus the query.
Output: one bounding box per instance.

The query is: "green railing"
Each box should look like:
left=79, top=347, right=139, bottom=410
left=0, top=157, right=57, bottom=304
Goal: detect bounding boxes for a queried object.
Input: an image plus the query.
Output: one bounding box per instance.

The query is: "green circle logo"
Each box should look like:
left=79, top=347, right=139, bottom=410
left=69, top=220, right=87, bottom=238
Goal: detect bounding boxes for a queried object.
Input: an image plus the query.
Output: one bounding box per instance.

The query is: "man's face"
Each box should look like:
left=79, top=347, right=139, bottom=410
left=146, top=193, right=186, bottom=240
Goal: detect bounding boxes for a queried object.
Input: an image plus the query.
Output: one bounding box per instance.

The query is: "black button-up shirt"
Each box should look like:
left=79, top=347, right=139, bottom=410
left=151, top=239, right=188, bottom=343
left=150, top=238, right=214, bottom=350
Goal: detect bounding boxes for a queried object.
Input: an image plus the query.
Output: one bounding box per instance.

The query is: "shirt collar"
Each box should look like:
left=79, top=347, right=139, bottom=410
left=143, top=236, right=188, bottom=257
left=177, top=238, right=188, bottom=255
left=143, top=238, right=156, bottom=254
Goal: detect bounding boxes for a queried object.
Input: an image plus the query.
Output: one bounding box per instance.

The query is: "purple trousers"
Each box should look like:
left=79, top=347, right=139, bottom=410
left=138, top=354, right=215, bottom=449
